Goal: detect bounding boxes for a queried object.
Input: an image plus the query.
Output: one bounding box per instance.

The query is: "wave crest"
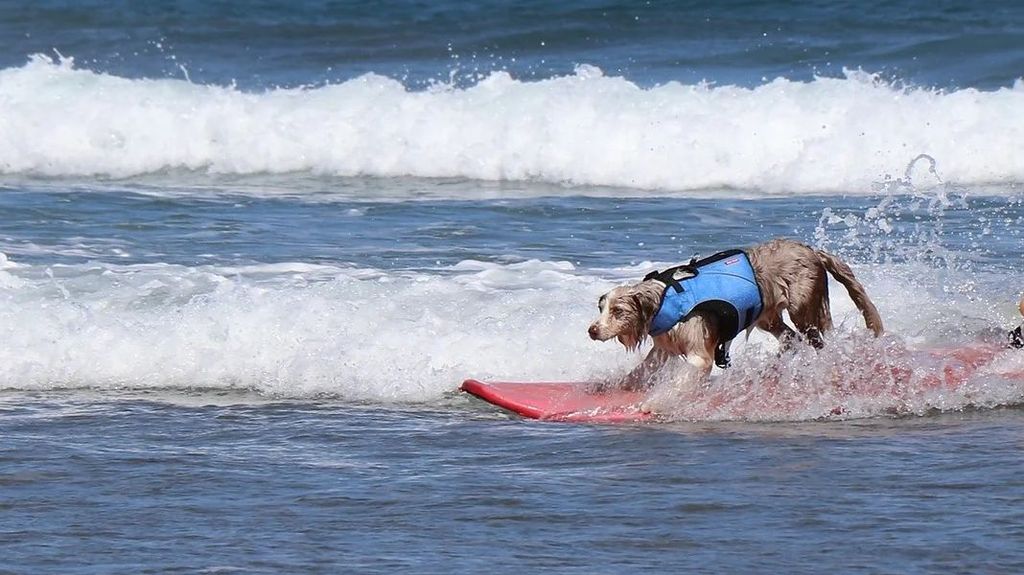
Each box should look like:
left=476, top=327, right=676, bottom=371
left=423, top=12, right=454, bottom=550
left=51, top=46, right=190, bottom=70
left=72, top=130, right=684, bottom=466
left=3, top=56, right=1024, bottom=192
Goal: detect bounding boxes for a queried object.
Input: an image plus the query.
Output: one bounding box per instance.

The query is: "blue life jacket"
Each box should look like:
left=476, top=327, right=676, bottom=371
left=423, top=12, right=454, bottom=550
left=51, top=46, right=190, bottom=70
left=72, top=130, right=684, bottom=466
left=646, top=249, right=763, bottom=342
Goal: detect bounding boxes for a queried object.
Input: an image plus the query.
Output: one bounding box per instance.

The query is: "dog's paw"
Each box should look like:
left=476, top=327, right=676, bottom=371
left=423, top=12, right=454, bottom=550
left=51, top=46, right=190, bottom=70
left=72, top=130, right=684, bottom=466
left=1010, top=325, right=1024, bottom=349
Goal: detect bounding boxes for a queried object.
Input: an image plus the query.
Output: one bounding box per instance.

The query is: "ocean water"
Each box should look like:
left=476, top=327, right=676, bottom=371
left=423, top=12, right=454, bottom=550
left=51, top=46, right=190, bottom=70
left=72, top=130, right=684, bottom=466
left=3, top=1, right=1024, bottom=572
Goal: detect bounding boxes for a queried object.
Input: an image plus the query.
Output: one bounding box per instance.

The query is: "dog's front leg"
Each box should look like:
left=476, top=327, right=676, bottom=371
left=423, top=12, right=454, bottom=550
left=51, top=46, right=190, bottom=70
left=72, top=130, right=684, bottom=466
left=618, top=347, right=671, bottom=391
left=636, top=345, right=715, bottom=415
left=684, top=352, right=714, bottom=382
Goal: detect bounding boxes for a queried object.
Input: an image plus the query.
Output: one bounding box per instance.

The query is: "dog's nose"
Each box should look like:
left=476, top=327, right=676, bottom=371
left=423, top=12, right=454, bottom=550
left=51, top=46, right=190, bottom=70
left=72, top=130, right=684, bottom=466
left=588, top=324, right=600, bottom=340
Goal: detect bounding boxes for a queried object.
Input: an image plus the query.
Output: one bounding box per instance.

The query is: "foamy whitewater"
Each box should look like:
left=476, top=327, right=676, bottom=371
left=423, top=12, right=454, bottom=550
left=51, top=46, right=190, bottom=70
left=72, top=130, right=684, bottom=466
left=3, top=55, right=1024, bottom=193
left=5, top=2, right=1024, bottom=572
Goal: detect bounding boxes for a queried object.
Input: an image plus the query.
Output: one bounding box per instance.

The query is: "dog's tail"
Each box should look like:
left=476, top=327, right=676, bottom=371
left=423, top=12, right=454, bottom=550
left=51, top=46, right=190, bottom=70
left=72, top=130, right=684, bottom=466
left=815, top=250, right=884, bottom=336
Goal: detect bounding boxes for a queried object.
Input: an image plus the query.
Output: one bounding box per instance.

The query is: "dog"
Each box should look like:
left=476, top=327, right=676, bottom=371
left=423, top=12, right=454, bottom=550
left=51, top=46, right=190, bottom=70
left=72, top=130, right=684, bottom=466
left=588, top=238, right=884, bottom=389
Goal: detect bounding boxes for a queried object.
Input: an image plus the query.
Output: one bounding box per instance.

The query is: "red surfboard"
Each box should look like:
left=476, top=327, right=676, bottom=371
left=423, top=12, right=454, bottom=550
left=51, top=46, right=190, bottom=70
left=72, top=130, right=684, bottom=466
left=462, top=343, right=1023, bottom=422
left=461, top=379, right=653, bottom=422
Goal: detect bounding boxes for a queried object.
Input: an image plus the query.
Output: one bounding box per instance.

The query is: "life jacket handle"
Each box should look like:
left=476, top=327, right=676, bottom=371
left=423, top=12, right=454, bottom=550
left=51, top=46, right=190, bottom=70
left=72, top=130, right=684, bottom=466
left=643, top=257, right=699, bottom=294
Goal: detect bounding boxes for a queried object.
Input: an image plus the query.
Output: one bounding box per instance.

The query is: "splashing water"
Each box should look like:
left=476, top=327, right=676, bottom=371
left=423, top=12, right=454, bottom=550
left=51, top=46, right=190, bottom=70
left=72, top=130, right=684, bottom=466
left=815, top=154, right=961, bottom=265
left=640, top=331, right=1024, bottom=422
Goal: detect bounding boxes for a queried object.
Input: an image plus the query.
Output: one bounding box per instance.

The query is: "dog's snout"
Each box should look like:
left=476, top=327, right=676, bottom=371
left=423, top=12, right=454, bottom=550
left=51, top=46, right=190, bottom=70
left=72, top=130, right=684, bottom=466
left=588, top=324, right=600, bottom=340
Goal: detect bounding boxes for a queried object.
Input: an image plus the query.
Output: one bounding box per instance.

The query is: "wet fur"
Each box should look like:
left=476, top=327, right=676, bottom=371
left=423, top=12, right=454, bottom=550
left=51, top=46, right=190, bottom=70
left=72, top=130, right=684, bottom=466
left=588, top=238, right=885, bottom=389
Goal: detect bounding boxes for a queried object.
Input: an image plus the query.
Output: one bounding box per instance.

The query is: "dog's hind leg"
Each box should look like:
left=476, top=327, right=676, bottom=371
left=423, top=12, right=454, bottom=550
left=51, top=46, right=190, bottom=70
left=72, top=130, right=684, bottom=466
left=789, top=308, right=827, bottom=349
left=761, top=313, right=799, bottom=351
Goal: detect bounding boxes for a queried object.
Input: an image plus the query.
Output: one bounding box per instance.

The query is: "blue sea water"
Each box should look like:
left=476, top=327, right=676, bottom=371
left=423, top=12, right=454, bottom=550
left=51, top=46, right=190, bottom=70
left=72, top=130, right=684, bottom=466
left=2, top=1, right=1024, bottom=572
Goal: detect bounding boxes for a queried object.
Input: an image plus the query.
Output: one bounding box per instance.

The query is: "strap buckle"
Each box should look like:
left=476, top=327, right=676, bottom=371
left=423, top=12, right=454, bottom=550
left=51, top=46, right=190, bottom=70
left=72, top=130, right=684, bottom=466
left=643, top=257, right=699, bottom=294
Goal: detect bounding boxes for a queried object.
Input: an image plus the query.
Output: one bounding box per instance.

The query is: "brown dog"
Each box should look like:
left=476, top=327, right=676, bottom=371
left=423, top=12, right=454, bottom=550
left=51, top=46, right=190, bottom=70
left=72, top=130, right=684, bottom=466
left=588, top=238, right=884, bottom=389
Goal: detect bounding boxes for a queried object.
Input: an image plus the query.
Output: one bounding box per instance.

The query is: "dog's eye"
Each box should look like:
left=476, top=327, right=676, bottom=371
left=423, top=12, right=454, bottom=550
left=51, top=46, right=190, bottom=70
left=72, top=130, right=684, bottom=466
left=611, top=307, right=624, bottom=318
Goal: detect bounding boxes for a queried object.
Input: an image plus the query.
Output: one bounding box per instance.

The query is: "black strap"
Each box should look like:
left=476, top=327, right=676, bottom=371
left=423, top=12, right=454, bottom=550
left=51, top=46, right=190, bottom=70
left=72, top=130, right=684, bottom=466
left=643, top=261, right=697, bottom=294
left=642, top=249, right=746, bottom=293
left=690, top=248, right=745, bottom=269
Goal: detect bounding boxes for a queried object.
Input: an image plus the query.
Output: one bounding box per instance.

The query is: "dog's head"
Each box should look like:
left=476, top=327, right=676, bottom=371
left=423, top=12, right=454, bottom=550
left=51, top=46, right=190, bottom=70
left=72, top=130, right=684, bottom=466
left=588, top=281, right=664, bottom=351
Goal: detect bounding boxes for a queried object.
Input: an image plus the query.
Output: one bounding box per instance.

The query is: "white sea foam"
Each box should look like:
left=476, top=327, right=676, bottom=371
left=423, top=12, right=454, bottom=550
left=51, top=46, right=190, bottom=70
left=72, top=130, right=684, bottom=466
left=0, top=257, right=633, bottom=401
left=0, top=251, right=1021, bottom=419
left=2, top=55, right=1024, bottom=193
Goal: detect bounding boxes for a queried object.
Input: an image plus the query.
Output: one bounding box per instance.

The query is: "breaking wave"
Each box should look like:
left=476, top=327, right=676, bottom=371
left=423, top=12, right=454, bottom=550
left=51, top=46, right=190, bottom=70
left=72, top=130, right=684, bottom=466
left=2, top=55, right=1024, bottom=193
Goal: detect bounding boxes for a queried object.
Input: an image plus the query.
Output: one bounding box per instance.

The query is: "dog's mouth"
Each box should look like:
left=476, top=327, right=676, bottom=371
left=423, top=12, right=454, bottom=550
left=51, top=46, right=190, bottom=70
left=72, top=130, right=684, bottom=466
left=588, top=323, right=618, bottom=342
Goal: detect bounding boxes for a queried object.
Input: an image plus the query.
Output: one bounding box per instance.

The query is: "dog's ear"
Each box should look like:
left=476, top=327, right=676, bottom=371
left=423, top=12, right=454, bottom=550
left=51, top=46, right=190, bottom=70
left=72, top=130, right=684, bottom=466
left=622, top=283, right=663, bottom=349
left=631, top=293, right=649, bottom=323
left=616, top=297, right=645, bottom=352
left=623, top=294, right=648, bottom=350
left=631, top=282, right=663, bottom=325
left=632, top=294, right=656, bottom=342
